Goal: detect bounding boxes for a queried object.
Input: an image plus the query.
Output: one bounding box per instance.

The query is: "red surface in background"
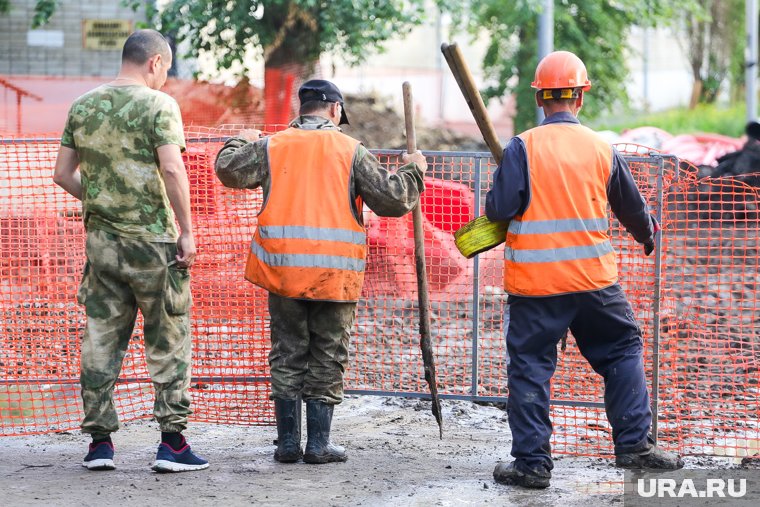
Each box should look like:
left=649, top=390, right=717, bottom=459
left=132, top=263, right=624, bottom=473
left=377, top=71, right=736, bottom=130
left=1, top=76, right=489, bottom=299
left=366, top=179, right=476, bottom=299
left=264, top=68, right=295, bottom=131
left=0, top=75, right=106, bottom=133
left=0, top=75, right=265, bottom=134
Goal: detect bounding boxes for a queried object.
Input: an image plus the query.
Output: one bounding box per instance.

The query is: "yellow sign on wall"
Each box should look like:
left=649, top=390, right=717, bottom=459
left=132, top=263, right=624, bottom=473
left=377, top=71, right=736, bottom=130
left=82, top=19, right=133, bottom=50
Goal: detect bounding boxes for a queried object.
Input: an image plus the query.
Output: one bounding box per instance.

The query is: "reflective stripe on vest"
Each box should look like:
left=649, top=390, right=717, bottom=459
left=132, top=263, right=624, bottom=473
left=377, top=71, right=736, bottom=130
left=250, top=238, right=366, bottom=271
left=258, top=225, right=366, bottom=245
left=507, top=217, right=609, bottom=235
left=504, top=123, right=618, bottom=296
left=505, top=241, right=613, bottom=264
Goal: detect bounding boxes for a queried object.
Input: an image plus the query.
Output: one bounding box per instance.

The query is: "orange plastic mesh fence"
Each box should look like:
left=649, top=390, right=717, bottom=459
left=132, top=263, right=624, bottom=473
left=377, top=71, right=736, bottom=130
left=657, top=170, right=760, bottom=459
left=1, top=130, right=758, bottom=461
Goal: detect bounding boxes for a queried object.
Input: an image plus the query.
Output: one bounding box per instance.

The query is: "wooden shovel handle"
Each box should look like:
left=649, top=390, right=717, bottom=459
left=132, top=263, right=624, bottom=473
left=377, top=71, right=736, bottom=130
left=441, top=42, right=503, bottom=164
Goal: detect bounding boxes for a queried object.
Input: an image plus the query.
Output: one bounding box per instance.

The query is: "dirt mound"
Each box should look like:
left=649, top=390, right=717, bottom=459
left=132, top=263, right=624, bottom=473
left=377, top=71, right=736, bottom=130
left=166, top=80, right=487, bottom=152
left=341, top=93, right=488, bottom=153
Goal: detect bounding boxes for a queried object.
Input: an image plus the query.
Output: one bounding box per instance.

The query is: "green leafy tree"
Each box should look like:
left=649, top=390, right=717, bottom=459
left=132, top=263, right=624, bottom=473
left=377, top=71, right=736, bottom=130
left=452, top=0, right=704, bottom=132
left=680, top=0, right=744, bottom=106
left=126, top=1, right=426, bottom=73
left=125, top=0, right=428, bottom=124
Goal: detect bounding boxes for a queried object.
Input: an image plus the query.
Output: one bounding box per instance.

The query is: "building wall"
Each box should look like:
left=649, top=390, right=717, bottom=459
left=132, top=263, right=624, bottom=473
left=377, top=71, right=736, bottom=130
left=0, top=0, right=144, bottom=77
left=626, top=26, right=694, bottom=111
left=323, top=10, right=694, bottom=136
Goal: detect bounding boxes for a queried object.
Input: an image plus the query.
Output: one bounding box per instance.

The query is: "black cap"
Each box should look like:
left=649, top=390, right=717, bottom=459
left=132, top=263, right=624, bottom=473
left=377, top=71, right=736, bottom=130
left=298, top=79, right=349, bottom=125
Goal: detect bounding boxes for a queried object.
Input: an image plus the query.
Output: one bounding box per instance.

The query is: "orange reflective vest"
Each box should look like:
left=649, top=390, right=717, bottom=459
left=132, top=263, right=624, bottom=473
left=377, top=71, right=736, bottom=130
left=504, top=123, right=618, bottom=296
left=244, top=127, right=366, bottom=302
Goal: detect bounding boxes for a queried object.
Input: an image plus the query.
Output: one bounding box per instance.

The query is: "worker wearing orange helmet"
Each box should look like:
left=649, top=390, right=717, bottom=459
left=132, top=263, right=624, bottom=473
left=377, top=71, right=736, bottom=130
left=485, top=50, right=683, bottom=489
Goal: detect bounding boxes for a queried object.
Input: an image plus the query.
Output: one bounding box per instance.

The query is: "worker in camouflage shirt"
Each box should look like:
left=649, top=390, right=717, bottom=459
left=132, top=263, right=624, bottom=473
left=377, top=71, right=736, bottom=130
left=53, top=29, right=207, bottom=473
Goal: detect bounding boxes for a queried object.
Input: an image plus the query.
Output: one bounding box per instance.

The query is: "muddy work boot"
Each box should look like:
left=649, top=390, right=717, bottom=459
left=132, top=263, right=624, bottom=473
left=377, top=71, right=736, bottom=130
left=303, top=399, right=347, bottom=464
left=493, top=462, right=551, bottom=489
left=274, top=398, right=303, bottom=463
left=616, top=446, right=684, bottom=470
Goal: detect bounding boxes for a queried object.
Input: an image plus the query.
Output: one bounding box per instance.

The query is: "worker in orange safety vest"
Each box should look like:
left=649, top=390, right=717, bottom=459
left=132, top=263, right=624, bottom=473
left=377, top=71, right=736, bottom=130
left=485, top=51, right=684, bottom=489
left=214, top=79, right=427, bottom=465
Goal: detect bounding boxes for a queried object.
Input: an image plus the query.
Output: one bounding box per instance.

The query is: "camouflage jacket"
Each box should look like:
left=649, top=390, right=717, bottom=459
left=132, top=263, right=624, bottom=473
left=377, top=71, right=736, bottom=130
left=214, top=115, right=424, bottom=218
left=61, top=84, right=186, bottom=242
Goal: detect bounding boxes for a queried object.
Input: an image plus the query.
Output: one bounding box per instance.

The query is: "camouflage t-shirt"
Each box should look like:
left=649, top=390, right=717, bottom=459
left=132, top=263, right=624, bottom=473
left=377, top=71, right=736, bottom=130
left=61, top=84, right=186, bottom=242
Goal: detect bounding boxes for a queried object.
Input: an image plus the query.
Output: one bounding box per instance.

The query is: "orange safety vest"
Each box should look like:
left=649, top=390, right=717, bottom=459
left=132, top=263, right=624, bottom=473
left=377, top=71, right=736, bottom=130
left=244, top=127, right=366, bottom=302
left=504, top=123, right=618, bottom=296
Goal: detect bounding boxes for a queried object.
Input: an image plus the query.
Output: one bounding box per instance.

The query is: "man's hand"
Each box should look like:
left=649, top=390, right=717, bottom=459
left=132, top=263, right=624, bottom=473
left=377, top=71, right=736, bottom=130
left=643, top=240, right=655, bottom=256
left=643, top=215, right=660, bottom=256
left=176, top=231, right=196, bottom=268
left=238, top=129, right=262, bottom=142
left=402, top=151, right=428, bottom=174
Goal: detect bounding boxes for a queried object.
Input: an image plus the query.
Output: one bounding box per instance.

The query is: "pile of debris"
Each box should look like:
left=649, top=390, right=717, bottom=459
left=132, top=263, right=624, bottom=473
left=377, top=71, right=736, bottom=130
left=607, top=126, right=743, bottom=169
left=711, top=121, right=760, bottom=188
left=341, top=93, right=488, bottom=152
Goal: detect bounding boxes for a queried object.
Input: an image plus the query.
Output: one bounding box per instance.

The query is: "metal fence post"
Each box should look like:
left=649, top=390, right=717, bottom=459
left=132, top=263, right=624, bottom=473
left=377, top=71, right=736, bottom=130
left=651, top=154, right=665, bottom=445
left=471, top=156, right=483, bottom=397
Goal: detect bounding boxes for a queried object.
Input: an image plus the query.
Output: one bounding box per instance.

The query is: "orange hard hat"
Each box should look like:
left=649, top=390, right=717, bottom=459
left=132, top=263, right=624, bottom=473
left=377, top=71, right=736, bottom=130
left=531, top=51, right=591, bottom=91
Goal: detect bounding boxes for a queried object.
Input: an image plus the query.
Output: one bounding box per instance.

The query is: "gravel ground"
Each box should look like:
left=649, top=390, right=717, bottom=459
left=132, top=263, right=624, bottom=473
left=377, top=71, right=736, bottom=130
left=0, top=395, right=734, bottom=507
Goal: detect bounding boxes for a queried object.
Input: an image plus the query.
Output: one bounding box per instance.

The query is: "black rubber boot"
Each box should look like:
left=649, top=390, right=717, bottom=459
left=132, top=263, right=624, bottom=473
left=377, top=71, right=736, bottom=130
left=493, top=462, right=551, bottom=489
left=303, top=400, right=347, bottom=464
left=273, top=398, right=302, bottom=463
left=616, top=445, right=684, bottom=470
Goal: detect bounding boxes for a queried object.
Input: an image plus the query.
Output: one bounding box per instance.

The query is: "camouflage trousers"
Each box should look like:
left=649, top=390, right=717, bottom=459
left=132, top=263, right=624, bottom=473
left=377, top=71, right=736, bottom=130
left=78, top=228, right=193, bottom=435
left=268, top=293, right=357, bottom=404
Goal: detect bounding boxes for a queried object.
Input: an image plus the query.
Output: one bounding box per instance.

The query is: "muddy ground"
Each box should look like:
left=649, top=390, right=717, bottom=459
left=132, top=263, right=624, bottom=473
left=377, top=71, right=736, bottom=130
left=0, top=395, right=733, bottom=507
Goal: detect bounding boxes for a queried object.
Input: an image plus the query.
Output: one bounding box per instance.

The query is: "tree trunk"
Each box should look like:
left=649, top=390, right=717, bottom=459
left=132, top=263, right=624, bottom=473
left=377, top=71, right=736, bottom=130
left=514, top=27, right=537, bottom=133
left=689, top=79, right=703, bottom=109
left=263, top=3, right=320, bottom=130
left=684, top=8, right=706, bottom=110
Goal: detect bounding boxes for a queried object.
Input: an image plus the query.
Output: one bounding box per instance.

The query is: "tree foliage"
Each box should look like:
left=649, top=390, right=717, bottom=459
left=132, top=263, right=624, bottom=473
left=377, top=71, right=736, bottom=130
left=452, top=0, right=704, bottom=132
left=29, top=0, right=61, bottom=28
left=0, top=0, right=63, bottom=28
left=123, top=0, right=427, bottom=74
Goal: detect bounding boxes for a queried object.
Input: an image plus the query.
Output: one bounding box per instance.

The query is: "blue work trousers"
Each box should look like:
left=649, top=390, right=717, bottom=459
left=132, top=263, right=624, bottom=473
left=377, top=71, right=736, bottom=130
left=505, top=283, right=652, bottom=473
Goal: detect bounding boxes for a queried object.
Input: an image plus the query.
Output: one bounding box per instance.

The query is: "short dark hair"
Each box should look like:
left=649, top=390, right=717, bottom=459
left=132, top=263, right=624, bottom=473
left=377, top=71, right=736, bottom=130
left=299, top=100, right=331, bottom=116
left=535, top=90, right=577, bottom=106
left=122, top=29, right=171, bottom=65
left=544, top=97, right=577, bottom=106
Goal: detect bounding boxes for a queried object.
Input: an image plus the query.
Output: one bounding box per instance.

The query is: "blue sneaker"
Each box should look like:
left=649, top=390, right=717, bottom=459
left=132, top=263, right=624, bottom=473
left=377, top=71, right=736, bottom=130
left=151, top=440, right=209, bottom=473
left=82, top=441, right=115, bottom=471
